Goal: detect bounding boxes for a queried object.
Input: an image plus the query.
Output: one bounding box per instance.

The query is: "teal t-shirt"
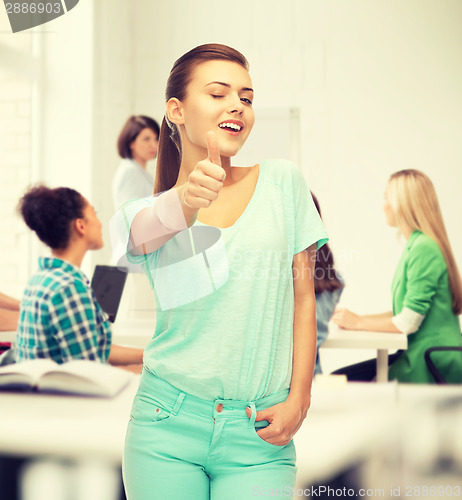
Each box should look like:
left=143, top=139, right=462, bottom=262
left=114, top=159, right=328, bottom=400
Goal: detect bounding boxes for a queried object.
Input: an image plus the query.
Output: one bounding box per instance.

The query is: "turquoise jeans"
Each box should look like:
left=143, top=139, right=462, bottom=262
left=123, top=367, right=297, bottom=499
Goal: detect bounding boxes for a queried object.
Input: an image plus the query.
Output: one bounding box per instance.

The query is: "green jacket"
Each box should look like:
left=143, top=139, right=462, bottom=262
left=388, top=231, right=462, bottom=383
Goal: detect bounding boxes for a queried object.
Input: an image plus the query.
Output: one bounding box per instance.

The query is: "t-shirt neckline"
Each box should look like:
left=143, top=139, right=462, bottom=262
left=195, top=162, right=264, bottom=230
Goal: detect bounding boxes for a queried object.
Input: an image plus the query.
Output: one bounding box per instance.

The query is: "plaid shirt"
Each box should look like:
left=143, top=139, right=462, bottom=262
left=15, top=257, right=112, bottom=364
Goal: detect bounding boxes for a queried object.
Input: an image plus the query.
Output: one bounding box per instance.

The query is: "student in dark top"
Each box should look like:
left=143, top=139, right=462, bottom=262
left=311, top=193, right=344, bottom=374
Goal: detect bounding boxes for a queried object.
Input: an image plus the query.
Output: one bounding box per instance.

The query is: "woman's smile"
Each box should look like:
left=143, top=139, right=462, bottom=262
left=218, top=119, right=244, bottom=136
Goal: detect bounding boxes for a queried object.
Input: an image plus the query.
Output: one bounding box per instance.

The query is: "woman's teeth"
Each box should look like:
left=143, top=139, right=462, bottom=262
left=219, top=122, right=242, bottom=131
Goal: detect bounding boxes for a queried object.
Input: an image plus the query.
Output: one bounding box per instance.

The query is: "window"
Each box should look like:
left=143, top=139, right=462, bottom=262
left=0, top=23, right=36, bottom=298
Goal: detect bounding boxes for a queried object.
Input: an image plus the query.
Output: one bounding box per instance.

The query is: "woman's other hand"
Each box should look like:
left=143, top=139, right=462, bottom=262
left=245, top=399, right=309, bottom=447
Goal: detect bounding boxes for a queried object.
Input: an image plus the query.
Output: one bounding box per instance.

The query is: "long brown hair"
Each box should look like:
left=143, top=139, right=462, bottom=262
left=387, top=169, right=462, bottom=314
left=311, top=192, right=343, bottom=294
left=154, top=44, right=249, bottom=194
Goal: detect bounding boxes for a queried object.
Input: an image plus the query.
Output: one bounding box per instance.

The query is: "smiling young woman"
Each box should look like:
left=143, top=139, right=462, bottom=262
left=113, top=44, right=329, bottom=499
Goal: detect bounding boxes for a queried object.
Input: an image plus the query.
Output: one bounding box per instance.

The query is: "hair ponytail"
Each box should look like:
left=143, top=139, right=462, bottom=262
left=154, top=116, right=181, bottom=194
left=154, top=43, right=249, bottom=195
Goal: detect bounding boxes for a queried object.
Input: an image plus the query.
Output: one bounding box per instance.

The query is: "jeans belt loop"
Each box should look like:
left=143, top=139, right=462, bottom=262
left=172, top=392, right=185, bottom=416
left=247, top=401, right=256, bottom=428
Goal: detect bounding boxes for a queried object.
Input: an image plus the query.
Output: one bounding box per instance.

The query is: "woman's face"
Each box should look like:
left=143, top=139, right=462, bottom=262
left=383, top=191, right=397, bottom=228
left=81, top=201, right=104, bottom=250
left=175, top=60, right=255, bottom=159
left=130, top=127, right=159, bottom=164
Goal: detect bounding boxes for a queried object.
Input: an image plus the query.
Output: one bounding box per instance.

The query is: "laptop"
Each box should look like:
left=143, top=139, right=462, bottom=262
left=91, top=265, right=128, bottom=323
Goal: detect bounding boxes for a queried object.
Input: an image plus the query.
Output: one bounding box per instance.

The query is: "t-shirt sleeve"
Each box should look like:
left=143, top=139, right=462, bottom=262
left=403, top=239, right=447, bottom=316
left=109, top=195, right=159, bottom=272
left=291, top=166, right=329, bottom=254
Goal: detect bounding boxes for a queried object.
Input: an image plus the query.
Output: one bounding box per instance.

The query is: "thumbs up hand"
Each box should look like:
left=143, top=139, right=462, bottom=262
left=206, top=130, right=222, bottom=169
left=181, top=131, right=226, bottom=211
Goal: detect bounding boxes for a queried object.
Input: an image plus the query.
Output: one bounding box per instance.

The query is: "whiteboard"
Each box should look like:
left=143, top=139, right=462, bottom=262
left=233, top=107, right=300, bottom=167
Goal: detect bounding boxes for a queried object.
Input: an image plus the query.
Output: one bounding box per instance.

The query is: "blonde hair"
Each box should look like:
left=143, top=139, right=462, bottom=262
left=386, top=169, right=462, bottom=314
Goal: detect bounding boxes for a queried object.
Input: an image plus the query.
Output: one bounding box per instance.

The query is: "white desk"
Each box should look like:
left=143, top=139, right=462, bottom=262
left=3, top=320, right=408, bottom=382
left=296, top=381, right=462, bottom=489
left=0, top=380, right=398, bottom=483
left=111, top=318, right=154, bottom=348
left=1, top=379, right=461, bottom=493
left=0, top=330, right=15, bottom=343
left=0, top=379, right=139, bottom=500
left=0, top=378, right=139, bottom=463
left=295, top=381, right=400, bottom=487
left=321, top=323, right=408, bottom=382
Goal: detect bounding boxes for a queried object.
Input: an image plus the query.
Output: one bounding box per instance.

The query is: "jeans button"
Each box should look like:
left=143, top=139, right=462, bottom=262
left=216, top=403, right=223, bottom=413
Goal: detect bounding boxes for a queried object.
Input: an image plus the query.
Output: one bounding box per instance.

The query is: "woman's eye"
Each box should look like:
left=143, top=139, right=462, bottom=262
left=211, top=95, right=224, bottom=99
left=241, top=98, right=253, bottom=105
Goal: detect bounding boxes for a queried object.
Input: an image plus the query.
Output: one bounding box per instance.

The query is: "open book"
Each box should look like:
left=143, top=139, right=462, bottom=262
left=0, top=359, right=134, bottom=397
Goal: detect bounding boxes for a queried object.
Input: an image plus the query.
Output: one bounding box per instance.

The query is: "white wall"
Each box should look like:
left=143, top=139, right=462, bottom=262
left=132, top=0, right=462, bottom=317
left=34, top=1, right=95, bottom=277
left=325, top=0, right=462, bottom=313
left=39, top=2, right=94, bottom=193
left=0, top=17, right=34, bottom=298
left=91, top=0, right=135, bottom=267
left=30, top=0, right=135, bottom=274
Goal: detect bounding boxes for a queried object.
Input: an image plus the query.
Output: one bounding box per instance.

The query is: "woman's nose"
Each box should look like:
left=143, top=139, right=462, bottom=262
left=228, top=95, right=244, bottom=114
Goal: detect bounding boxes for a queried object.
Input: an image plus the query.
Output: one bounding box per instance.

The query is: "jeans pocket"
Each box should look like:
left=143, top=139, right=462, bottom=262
left=248, top=420, right=287, bottom=451
left=130, top=395, right=172, bottom=425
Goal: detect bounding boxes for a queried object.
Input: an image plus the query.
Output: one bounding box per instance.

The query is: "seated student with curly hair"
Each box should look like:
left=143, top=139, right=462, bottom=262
left=15, top=185, right=143, bottom=372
